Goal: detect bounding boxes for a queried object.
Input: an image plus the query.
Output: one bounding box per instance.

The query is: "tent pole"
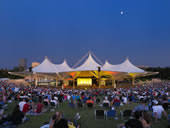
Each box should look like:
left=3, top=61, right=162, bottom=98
left=112, top=77, right=116, bottom=88
left=73, top=78, right=75, bottom=89
left=56, top=73, right=58, bottom=87
left=132, top=77, right=135, bottom=87
left=98, top=70, right=101, bottom=88
left=35, top=73, right=38, bottom=87
left=114, top=80, right=116, bottom=88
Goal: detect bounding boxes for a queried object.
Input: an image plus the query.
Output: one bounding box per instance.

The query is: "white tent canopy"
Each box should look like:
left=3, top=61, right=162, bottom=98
left=32, top=56, right=58, bottom=73
left=117, top=58, right=145, bottom=73
left=102, top=58, right=145, bottom=73
left=72, top=53, right=101, bottom=71
left=32, top=54, right=145, bottom=74
left=102, top=60, right=118, bottom=70
left=56, top=59, right=73, bottom=72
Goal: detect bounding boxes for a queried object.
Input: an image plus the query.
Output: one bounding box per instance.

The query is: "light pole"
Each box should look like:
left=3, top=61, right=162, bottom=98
left=98, top=67, right=101, bottom=88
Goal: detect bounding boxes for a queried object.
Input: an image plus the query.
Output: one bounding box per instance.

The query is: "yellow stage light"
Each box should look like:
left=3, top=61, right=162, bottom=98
left=77, top=78, right=92, bottom=86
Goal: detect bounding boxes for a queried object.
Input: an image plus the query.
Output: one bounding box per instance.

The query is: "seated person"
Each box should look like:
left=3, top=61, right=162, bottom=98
left=0, top=96, right=5, bottom=106
left=139, top=111, right=151, bottom=128
left=50, top=97, right=58, bottom=106
left=44, top=96, right=50, bottom=105
left=125, top=111, right=143, bottom=128
left=112, top=96, right=120, bottom=106
left=152, top=102, right=167, bottom=121
left=118, top=111, right=143, bottom=128
left=125, top=119, right=143, bottom=128
left=86, top=97, right=94, bottom=105
left=103, top=97, right=110, bottom=107
left=10, top=105, right=24, bottom=125
left=35, top=99, right=44, bottom=113
left=22, top=99, right=30, bottom=114
left=19, top=98, right=26, bottom=112
left=49, top=112, right=68, bottom=128
left=0, top=108, right=7, bottom=125
left=77, top=99, right=83, bottom=108
left=133, top=102, right=149, bottom=112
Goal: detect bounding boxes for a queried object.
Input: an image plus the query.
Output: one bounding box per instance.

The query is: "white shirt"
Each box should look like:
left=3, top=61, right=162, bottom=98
left=103, top=100, right=110, bottom=105
left=67, top=95, right=71, bottom=101
left=19, top=101, right=26, bottom=111
left=122, top=97, right=127, bottom=104
left=54, top=96, right=58, bottom=101
left=51, top=100, right=57, bottom=105
left=152, top=105, right=164, bottom=119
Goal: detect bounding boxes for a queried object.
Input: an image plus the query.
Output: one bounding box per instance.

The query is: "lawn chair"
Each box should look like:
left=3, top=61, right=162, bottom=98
left=50, top=102, right=56, bottom=112
left=87, top=103, right=93, bottom=108
left=50, top=102, right=56, bottom=107
left=106, top=110, right=116, bottom=120
left=96, top=98, right=100, bottom=104
left=122, top=109, right=132, bottom=119
left=95, top=109, right=106, bottom=120
left=77, top=99, right=83, bottom=108
left=162, top=103, right=170, bottom=110
left=114, top=102, right=120, bottom=107
left=43, top=101, right=49, bottom=108
left=103, top=103, right=109, bottom=108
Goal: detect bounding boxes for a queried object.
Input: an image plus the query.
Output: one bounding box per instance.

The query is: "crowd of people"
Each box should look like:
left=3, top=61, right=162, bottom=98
left=0, top=80, right=169, bottom=128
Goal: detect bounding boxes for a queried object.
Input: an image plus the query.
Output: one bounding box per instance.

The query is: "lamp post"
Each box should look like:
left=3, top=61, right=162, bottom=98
left=98, top=67, right=101, bottom=88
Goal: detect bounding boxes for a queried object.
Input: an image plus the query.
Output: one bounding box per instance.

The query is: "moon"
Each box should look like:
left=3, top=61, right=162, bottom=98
left=120, top=11, right=124, bottom=15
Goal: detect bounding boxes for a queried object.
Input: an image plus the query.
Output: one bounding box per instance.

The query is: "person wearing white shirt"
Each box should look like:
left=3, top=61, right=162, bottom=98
left=152, top=103, right=167, bottom=120
left=19, top=99, right=26, bottom=112
left=122, top=97, right=127, bottom=104
left=103, top=97, right=110, bottom=106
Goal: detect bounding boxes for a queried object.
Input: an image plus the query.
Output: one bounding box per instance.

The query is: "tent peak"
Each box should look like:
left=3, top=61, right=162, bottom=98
left=104, top=60, right=110, bottom=65
left=62, top=59, right=68, bottom=65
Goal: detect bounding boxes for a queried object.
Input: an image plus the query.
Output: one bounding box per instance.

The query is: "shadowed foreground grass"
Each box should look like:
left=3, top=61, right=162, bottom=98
left=6, top=102, right=169, bottom=128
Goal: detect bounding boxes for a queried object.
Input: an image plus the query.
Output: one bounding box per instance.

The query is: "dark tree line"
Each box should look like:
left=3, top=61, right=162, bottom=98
left=141, top=67, right=170, bottom=80
left=0, top=66, right=24, bottom=79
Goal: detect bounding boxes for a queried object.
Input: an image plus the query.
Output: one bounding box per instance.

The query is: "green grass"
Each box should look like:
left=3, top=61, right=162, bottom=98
left=5, top=102, right=169, bottom=128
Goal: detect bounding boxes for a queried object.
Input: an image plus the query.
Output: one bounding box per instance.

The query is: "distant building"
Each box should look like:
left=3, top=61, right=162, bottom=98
left=138, top=65, right=149, bottom=69
left=19, top=58, right=27, bottom=70
left=32, top=62, right=40, bottom=68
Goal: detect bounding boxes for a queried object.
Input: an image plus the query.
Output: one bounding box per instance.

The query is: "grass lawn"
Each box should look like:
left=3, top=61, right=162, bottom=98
left=5, top=102, right=169, bottom=128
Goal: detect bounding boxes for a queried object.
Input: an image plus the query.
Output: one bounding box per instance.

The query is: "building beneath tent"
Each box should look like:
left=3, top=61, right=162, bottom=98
left=9, top=52, right=158, bottom=88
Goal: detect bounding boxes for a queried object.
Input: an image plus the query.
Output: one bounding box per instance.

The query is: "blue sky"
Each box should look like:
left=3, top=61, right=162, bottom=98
left=0, top=0, right=170, bottom=68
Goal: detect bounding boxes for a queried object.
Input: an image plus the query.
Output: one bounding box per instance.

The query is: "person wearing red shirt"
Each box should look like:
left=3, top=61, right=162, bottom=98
left=86, top=97, right=94, bottom=104
left=36, top=99, right=44, bottom=113
left=22, top=99, right=30, bottom=114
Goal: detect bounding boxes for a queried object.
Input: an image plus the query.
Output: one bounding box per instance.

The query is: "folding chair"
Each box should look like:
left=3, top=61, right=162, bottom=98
left=87, top=103, right=93, bottom=108
left=50, top=102, right=56, bottom=107
left=114, top=102, right=120, bottom=107
left=103, top=103, right=109, bottom=108
left=96, top=98, right=100, bottom=104
left=106, top=110, right=116, bottom=120
left=77, top=102, right=83, bottom=108
left=50, top=102, right=57, bottom=111
left=43, top=101, right=48, bottom=107
left=123, top=109, right=132, bottom=118
left=162, top=103, right=170, bottom=110
left=95, top=109, right=106, bottom=120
